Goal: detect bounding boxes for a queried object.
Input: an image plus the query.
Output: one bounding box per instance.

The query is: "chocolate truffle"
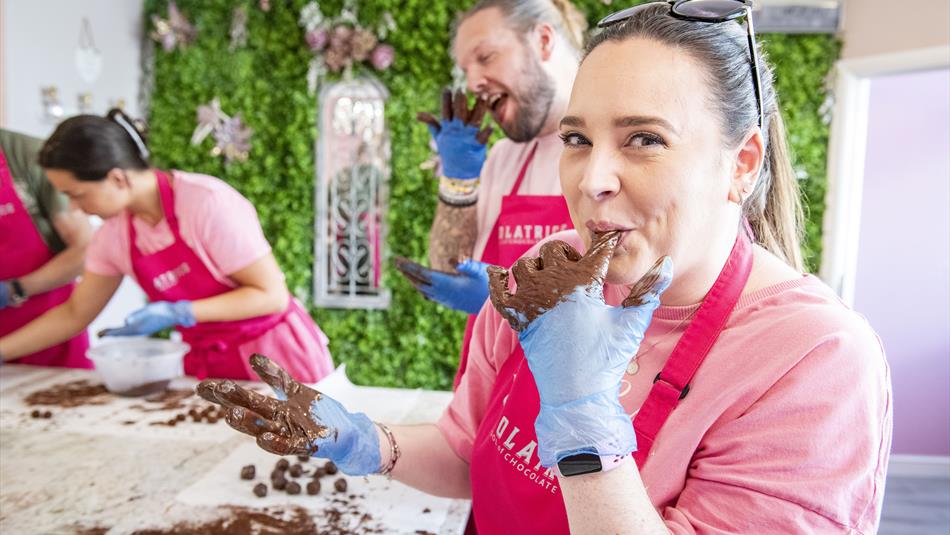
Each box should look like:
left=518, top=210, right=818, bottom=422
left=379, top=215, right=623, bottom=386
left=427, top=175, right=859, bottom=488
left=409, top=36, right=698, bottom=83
left=296, top=455, right=310, bottom=463
left=289, top=464, right=304, bottom=478
left=240, top=465, right=255, bottom=480
left=30, top=410, right=41, bottom=418
left=334, top=478, right=347, bottom=493
left=286, top=481, right=301, bottom=495
left=253, top=483, right=267, bottom=497
left=324, top=461, right=338, bottom=475
left=275, top=458, right=290, bottom=471
left=272, top=476, right=287, bottom=490
left=306, top=480, right=321, bottom=495
left=42, top=411, right=53, bottom=418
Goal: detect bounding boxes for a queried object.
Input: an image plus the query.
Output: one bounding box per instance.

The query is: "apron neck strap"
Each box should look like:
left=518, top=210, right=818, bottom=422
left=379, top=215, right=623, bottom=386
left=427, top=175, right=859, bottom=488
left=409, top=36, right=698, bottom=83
left=632, top=225, right=754, bottom=468
left=508, top=142, right=539, bottom=196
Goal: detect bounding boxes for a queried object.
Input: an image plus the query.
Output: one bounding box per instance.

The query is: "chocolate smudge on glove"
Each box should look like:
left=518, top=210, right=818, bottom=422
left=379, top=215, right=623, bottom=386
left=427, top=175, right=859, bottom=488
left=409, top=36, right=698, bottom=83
left=487, top=230, right=621, bottom=331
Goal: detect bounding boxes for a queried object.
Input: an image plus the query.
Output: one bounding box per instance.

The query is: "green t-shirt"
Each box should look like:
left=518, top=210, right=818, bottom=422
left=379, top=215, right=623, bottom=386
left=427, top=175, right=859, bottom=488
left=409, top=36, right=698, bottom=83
left=0, top=129, right=68, bottom=253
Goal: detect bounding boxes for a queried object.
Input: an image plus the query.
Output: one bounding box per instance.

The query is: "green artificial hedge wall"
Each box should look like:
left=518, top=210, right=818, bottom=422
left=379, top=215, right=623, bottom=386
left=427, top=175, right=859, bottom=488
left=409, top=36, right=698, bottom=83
left=143, top=0, right=840, bottom=390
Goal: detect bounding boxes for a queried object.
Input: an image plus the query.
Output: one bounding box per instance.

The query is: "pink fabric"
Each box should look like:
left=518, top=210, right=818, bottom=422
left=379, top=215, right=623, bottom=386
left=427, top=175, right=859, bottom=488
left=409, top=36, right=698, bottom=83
left=473, top=132, right=563, bottom=260
left=0, top=149, right=91, bottom=368
left=86, top=170, right=272, bottom=285
left=439, top=230, right=892, bottom=534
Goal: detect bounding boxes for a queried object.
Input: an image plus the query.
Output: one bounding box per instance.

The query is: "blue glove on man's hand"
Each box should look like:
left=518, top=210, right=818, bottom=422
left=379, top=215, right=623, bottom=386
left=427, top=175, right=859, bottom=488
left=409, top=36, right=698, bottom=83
left=488, top=235, right=673, bottom=467
left=395, top=257, right=491, bottom=315
left=0, top=281, right=9, bottom=310
left=101, top=301, right=196, bottom=337
left=197, top=354, right=382, bottom=476
left=417, top=88, right=492, bottom=180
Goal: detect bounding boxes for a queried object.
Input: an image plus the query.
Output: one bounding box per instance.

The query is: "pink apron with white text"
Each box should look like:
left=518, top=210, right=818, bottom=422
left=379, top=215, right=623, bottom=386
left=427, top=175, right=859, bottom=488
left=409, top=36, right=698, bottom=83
left=129, top=170, right=333, bottom=382
left=467, top=230, right=753, bottom=533
left=454, top=143, right=573, bottom=388
left=0, top=148, right=90, bottom=368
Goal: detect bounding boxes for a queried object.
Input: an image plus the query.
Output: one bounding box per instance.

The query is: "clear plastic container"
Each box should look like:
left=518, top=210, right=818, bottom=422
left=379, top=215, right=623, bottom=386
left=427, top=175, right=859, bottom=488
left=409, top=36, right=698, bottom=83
left=86, top=339, right=189, bottom=396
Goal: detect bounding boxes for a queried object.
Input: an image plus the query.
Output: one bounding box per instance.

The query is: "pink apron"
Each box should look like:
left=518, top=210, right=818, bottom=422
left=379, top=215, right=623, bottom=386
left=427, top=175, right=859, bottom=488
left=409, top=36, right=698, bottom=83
left=467, top=229, right=753, bottom=534
left=129, top=171, right=333, bottom=382
left=454, top=143, right=573, bottom=388
left=0, top=149, right=91, bottom=367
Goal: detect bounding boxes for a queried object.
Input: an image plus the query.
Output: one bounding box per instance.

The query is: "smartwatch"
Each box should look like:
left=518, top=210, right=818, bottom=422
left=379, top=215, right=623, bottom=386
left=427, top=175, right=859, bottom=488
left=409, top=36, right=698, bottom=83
left=8, top=279, right=26, bottom=307
left=556, top=453, right=628, bottom=478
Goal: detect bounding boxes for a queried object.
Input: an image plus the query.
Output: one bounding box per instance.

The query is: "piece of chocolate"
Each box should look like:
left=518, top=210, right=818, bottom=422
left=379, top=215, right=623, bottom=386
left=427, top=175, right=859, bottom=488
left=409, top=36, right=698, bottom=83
left=42, top=411, right=53, bottom=418
left=313, top=467, right=326, bottom=478
left=296, top=455, right=310, bottom=463
left=286, top=481, right=301, bottom=495
left=206, top=416, right=218, bottom=424
left=289, top=464, right=303, bottom=477
left=333, top=478, right=347, bottom=493
left=175, top=413, right=186, bottom=421
left=306, top=480, right=320, bottom=495
left=324, top=461, right=338, bottom=475
left=275, top=458, right=290, bottom=471
left=253, top=483, right=267, bottom=497
left=272, top=476, right=287, bottom=490
left=240, top=465, right=255, bottom=480
left=187, top=409, right=199, bottom=417
left=30, top=410, right=41, bottom=418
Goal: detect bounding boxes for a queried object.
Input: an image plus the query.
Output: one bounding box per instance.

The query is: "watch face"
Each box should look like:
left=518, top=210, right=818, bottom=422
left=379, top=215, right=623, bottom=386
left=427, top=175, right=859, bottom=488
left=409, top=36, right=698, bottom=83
left=557, top=453, right=602, bottom=477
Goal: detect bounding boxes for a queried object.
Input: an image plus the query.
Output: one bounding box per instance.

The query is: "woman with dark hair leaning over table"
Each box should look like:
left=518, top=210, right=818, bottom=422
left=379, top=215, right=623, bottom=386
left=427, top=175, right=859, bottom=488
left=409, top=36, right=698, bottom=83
left=196, top=2, right=891, bottom=533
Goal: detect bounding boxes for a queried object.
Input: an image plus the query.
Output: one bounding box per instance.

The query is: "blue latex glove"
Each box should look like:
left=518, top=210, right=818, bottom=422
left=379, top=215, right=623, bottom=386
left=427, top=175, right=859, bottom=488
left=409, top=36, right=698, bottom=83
left=101, top=301, right=196, bottom=336
left=196, top=354, right=381, bottom=476
left=0, top=281, right=9, bottom=310
left=488, top=237, right=673, bottom=467
left=428, top=118, right=487, bottom=179
left=418, top=88, right=491, bottom=180
left=395, top=257, right=490, bottom=314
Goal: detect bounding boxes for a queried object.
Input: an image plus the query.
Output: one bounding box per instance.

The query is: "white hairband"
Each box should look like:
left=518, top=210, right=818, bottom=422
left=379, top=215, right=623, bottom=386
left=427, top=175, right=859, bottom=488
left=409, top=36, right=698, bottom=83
left=111, top=112, right=150, bottom=160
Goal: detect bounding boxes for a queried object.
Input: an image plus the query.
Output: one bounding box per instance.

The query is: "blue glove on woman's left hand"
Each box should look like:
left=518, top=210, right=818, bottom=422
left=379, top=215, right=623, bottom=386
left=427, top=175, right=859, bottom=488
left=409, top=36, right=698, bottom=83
left=395, top=257, right=491, bottom=315
left=197, top=354, right=382, bottom=476
left=101, top=301, right=196, bottom=336
left=488, top=234, right=672, bottom=467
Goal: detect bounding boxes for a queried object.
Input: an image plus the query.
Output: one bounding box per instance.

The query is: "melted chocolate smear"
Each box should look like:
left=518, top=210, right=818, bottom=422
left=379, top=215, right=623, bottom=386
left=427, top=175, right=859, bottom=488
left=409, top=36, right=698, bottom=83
left=488, top=230, right=621, bottom=331
left=24, top=380, right=110, bottom=407
left=249, top=354, right=331, bottom=456
left=131, top=506, right=317, bottom=535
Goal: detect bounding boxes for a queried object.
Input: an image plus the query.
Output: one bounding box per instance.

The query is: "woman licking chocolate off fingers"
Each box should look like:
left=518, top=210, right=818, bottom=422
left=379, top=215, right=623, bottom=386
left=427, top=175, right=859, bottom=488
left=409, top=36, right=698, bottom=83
left=197, top=2, right=891, bottom=533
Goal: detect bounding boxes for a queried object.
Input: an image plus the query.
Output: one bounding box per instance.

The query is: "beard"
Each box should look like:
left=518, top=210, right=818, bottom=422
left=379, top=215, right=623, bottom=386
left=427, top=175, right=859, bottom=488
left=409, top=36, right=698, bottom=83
left=500, top=56, right=556, bottom=142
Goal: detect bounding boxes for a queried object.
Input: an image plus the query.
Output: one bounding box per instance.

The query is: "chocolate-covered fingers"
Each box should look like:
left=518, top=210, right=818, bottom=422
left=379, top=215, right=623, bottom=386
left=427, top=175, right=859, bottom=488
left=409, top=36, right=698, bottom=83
left=475, top=124, right=494, bottom=145
left=393, top=256, right=434, bottom=288
left=580, top=231, right=621, bottom=282
left=469, top=96, right=489, bottom=126
left=622, top=256, right=673, bottom=308
left=538, top=240, right=582, bottom=269
left=453, top=90, right=469, bottom=124
left=210, top=380, right=281, bottom=420
left=487, top=266, right=523, bottom=330
left=249, top=353, right=302, bottom=399
left=225, top=406, right=285, bottom=437
left=257, top=432, right=315, bottom=457
left=416, top=111, right=441, bottom=133
left=441, top=88, right=453, bottom=121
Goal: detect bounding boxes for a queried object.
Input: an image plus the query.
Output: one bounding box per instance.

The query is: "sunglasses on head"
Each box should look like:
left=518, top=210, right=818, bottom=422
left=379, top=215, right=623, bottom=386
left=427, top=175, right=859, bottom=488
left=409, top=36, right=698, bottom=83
left=598, top=0, right=764, bottom=128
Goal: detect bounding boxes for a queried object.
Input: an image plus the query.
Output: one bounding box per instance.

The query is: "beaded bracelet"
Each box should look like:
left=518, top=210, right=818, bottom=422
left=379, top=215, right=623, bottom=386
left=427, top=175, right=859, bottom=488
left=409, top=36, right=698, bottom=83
left=376, top=422, right=401, bottom=477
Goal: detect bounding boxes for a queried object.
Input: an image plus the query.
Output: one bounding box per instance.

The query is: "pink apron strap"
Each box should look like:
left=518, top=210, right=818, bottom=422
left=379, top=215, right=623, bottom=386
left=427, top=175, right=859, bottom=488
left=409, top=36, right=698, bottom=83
left=127, top=170, right=179, bottom=255
left=507, top=141, right=538, bottom=197
left=632, top=228, right=754, bottom=467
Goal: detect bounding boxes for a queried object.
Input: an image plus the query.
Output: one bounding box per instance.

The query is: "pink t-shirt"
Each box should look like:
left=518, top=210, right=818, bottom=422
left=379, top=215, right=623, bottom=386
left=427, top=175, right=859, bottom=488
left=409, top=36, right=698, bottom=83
left=86, top=170, right=272, bottom=287
left=439, top=230, right=892, bottom=534
left=474, top=132, right=564, bottom=260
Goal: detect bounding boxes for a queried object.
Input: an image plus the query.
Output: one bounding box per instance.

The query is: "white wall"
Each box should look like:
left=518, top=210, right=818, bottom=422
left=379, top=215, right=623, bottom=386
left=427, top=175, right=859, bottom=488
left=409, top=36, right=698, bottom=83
left=841, top=0, right=950, bottom=59
left=1, top=0, right=147, bottom=343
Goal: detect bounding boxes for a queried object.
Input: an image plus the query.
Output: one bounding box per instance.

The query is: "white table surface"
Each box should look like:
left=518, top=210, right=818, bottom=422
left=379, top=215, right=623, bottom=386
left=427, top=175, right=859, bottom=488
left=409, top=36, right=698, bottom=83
left=0, top=364, right=470, bottom=534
